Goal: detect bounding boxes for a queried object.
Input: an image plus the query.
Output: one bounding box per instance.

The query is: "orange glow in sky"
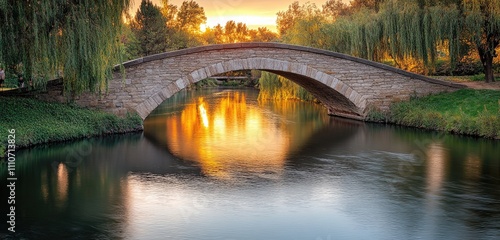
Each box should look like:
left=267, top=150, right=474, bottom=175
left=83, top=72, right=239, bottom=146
left=129, top=0, right=338, bottom=32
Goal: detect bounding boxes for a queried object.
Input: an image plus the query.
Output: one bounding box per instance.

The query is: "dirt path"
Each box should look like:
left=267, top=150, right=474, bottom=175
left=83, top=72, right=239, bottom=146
left=458, top=81, right=500, bottom=90
left=432, top=76, right=500, bottom=90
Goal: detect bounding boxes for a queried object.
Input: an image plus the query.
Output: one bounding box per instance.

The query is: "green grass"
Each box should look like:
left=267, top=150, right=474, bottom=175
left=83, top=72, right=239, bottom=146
left=432, top=74, right=500, bottom=82
left=194, top=78, right=219, bottom=88
left=0, top=97, right=143, bottom=156
left=367, top=89, right=500, bottom=139
left=467, top=74, right=500, bottom=82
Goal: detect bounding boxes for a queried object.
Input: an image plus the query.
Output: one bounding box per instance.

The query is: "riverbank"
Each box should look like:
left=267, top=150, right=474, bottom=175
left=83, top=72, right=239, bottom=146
left=0, top=97, right=143, bottom=157
left=367, top=89, right=500, bottom=139
left=1, top=87, right=498, bottom=158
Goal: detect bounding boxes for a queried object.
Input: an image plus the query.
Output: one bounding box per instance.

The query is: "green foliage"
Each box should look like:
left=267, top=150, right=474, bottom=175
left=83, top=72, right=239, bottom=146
left=258, top=71, right=281, bottom=100
left=365, top=106, right=387, bottom=122
left=322, top=0, right=350, bottom=20
left=168, top=0, right=207, bottom=49
left=469, top=74, right=486, bottom=81
left=176, top=0, right=207, bottom=33
left=0, top=97, right=143, bottom=157
left=258, top=71, right=315, bottom=101
left=220, top=80, right=242, bottom=87
left=280, top=0, right=499, bottom=81
left=462, top=0, right=500, bottom=82
left=467, top=74, right=500, bottom=82
left=224, top=21, right=238, bottom=43
left=203, top=22, right=277, bottom=44
left=120, top=24, right=142, bottom=61
left=0, top=0, right=130, bottom=94
left=124, top=0, right=276, bottom=53
left=2, top=75, right=18, bottom=89
left=124, top=0, right=208, bottom=54
left=202, top=24, right=225, bottom=44
left=283, top=14, right=329, bottom=48
left=277, top=1, right=312, bottom=36
left=160, top=0, right=179, bottom=29
left=434, top=57, right=484, bottom=75
left=343, top=0, right=461, bottom=70
left=0, top=144, right=4, bottom=158
left=130, top=0, right=169, bottom=56
left=370, top=89, right=500, bottom=138
left=168, top=0, right=207, bottom=48
left=193, top=78, right=218, bottom=89
left=252, top=27, right=279, bottom=42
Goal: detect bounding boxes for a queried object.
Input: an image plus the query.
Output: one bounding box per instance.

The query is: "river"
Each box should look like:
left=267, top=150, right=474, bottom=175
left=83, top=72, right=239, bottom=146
left=1, top=88, right=499, bottom=239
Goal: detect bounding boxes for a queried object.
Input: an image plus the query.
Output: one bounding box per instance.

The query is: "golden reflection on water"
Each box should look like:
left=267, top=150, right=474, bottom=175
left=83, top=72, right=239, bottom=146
left=426, top=143, right=447, bottom=196
left=40, top=170, right=49, bottom=202
left=57, top=163, right=69, bottom=204
left=170, top=92, right=287, bottom=179
left=464, top=154, right=482, bottom=181
left=145, top=91, right=326, bottom=179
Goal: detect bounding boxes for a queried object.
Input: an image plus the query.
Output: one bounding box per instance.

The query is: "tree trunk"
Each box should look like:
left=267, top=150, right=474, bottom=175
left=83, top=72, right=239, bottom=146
left=484, top=56, right=495, bottom=83
left=478, top=46, right=496, bottom=83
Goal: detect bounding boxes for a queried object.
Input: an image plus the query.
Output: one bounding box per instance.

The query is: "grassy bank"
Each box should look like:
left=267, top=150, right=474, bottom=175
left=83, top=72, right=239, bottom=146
left=0, top=97, right=143, bottom=157
left=367, top=89, right=500, bottom=139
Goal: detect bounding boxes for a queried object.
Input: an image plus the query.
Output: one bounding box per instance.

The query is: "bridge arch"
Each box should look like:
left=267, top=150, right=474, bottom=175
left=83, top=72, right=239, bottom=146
left=27, top=43, right=463, bottom=120
left=135, top=57, right=367, bottom=120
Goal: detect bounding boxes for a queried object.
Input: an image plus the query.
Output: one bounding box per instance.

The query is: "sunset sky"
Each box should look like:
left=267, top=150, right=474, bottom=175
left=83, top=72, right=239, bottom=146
left=129, top=0, right=344, bottom=31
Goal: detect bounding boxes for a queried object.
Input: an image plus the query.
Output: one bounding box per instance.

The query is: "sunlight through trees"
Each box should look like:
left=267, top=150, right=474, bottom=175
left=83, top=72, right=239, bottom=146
left=278, top=0, right=500, bottom=82
left=1, top=0, right=498, bottom=97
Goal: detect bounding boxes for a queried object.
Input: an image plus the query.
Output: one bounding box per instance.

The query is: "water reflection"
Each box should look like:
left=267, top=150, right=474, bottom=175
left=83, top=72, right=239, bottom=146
left=465, top=155, right=482, bottom=180
left=1, top=89, right=499, bottom=239
left=56, top=163, right=69, bottom=205
left=40, top=170, right=49, bottom=202
left=426, top=143, right=447, bottom=196
left=144, top=90, right=328, bottom=179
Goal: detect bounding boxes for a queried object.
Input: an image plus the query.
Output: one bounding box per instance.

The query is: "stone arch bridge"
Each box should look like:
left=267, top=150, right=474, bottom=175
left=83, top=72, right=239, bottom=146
left=39, top=43, right=465, bottom=120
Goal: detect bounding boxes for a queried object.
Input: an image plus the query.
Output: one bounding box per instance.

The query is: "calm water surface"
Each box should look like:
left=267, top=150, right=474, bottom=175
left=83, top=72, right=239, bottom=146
left=1, top=88, right=499, bottom=239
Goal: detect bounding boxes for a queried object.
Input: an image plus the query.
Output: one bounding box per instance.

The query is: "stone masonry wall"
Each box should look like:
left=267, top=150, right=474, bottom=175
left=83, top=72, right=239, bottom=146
left=26, top=43, right=466, bottom=120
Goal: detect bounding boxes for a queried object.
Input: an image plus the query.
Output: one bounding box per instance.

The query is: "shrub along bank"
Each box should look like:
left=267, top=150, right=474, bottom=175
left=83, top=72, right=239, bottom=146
left=0, top=97, right=143, bottom=157
left=367, top=89, right=500, bottom=139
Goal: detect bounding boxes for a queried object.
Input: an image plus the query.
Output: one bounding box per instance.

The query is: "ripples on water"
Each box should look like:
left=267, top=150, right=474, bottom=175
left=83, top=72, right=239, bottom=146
left=1, top=89, right=499, bottom=239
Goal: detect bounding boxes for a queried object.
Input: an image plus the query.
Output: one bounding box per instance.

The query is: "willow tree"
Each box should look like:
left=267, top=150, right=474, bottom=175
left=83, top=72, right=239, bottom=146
left=0, top=0, right=130, bottom=95
left=377, top=0, right=499, bottom=81
left=283, top=13, right=330, bottom=49
left=374, top=0, right=462, bottom=72
left=462, top=0, right=500, bottom=82
left=320, top=0, right=461, bottom=73
left=258, top=71, right=315, bottom=101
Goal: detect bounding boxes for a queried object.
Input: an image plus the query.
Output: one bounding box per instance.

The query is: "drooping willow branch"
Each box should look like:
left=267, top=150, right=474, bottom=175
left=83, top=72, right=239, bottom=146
left=0, top=0, right=130, bottom=95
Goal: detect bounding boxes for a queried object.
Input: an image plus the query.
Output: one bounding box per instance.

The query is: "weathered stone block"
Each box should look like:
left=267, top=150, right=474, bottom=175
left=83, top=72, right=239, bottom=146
left=176, top=79, right=187, bottom=89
